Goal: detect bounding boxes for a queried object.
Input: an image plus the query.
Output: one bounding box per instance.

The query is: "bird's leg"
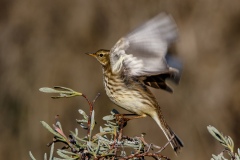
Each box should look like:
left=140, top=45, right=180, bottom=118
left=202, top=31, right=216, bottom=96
left=114, top=114, right=147, bottom=143
left=130, top=114, right=147, bottom=120
left=115, top=114, right=147, bottom=120
left=120, top=114, right=147, bottom=120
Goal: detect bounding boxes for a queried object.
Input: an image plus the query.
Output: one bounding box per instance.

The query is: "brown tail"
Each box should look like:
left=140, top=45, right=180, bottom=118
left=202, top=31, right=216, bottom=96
left=152, top=112, right=184, bottom=153
left=165, top=126, right=184, bottom=153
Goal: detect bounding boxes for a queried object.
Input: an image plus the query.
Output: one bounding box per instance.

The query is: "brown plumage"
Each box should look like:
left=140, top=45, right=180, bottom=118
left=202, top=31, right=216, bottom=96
left=87, top=13, right=183, bottom=153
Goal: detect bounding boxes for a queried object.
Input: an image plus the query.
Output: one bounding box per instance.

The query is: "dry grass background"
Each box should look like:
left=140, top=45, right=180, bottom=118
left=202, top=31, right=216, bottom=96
left=0, top=0, right=240, bottom=159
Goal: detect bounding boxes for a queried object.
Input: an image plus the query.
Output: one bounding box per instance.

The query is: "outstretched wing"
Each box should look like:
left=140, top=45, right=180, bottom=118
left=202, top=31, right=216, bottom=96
left=109, top=13, right=180, bottom=92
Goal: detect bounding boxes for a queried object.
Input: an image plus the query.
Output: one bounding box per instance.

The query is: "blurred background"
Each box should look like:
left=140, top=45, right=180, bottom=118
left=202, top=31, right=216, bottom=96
left=0, top=0, right=240, bottom=159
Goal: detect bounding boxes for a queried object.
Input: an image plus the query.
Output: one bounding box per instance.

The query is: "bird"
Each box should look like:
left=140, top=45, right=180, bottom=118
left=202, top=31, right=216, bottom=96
left=87, top=13, right=184, bottom=153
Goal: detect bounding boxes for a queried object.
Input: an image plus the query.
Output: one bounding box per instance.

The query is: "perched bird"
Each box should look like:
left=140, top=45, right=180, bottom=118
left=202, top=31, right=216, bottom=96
left=87, top=13, right=183, bottom=153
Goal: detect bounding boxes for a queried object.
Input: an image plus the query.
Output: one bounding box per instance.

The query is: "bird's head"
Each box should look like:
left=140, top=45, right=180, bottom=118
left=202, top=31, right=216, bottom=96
left=86, top=49, right=110, bottom=66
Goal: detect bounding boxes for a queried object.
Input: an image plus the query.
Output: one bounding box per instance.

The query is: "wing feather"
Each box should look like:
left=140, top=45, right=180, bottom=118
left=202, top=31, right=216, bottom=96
left=110, top=13, right=180, bottom=91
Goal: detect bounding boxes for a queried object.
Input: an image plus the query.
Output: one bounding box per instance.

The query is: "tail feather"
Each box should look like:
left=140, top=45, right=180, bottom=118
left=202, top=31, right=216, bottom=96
left=166, top=127, right=184, bottom=153
left=152, top=112, right=184, bottom=153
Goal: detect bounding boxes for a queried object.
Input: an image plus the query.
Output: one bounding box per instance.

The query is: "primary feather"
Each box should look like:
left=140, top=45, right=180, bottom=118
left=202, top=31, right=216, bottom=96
left=110, top=13, right=178, bottom=78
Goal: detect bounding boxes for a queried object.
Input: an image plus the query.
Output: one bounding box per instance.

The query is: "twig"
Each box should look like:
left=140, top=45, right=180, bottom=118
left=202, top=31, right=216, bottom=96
left=125, top=152, right=170, bottom=160
left=39, top=87, right=173, bottom=160
left=92, top=93, right=101, bottom=104
left=156, top=135, right=175, bottom=153
left=81, top=94, right=93, bottom=139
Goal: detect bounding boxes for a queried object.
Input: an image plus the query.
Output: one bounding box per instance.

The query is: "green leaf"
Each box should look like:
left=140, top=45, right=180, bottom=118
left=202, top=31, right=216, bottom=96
left=207, top=125, right=240, bottom=160
left=52, top=158, right=65, bottom=160
left=39, top=86, right=82, bottom=98
left=226, top=136, right=234, bottom=152
left=101, top=127, right=113, bottom=132
left=78, top=109, right=88, bottom=120
left=96, top=135, right=111, bottom=143
left=39, top=87, right=59, bottom=93
left=56, top=150, right=76, bottom=159
left=76, top=119, right=88, bottom=123
left=40, top=121, right=65, bottom=140
left=49, top=143, right=54, bottom=160
left=207, top=126, right=225, bottom=144
left=57, top=149, right=79, bottom=156
left=100, top=126, right=104, bottom=133
left=75, top=128, right=78, bottom=136
left=29, top=151, right=37, bottom=160
left=90, top=110, right=95, bottom=137
left=102, top=115, right=115, bottom=121
left=44, top=153, right=47, bottom=160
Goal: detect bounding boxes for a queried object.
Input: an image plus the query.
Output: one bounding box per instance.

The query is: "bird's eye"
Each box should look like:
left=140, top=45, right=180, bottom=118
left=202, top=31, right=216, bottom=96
left=99, top=54, right=103, bottom=57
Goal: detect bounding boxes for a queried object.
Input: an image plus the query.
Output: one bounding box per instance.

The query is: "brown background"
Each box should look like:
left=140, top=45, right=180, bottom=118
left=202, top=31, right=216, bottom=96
left=0, top=0, right=240, bottom=159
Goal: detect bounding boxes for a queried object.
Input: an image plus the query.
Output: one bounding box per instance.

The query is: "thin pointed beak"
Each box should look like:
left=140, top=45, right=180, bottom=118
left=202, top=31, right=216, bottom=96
left=85, top=52, right=96, bottom=57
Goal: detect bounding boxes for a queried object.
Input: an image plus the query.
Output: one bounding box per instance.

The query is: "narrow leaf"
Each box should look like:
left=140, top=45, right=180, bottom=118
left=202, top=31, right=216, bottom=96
left=29, top=151, right=37, bottom=160
left=40, top=121, right=64, bottom=140
left=56, top=150, right=76, bottom=159
left=44, top=153, right=47, bottom=160
left=49, top=143, right=54, bottom=160
left=103, top=115, right=115, bottom=121
left=78, top=109, right=88, bottom=119
left=39, top=87, right=59, bottom=93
